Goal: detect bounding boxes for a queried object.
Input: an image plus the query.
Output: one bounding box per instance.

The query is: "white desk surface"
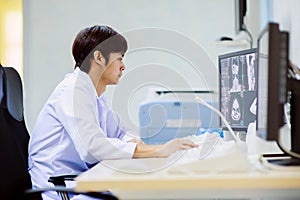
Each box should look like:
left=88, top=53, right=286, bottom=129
left=75, top=155, right=300, bottom=200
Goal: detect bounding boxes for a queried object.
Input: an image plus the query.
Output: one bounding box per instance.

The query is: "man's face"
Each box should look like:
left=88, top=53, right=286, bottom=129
left=101, top=52, right=125, bottom=85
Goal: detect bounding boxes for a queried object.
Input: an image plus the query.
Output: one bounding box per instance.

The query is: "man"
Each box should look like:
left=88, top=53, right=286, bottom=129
left=28, top=25, right=197, bottom=199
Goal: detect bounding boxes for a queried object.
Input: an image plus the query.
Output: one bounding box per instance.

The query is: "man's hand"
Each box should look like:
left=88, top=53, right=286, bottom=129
left=157, top=138, right=199, bottom=157
left=133, top=138, right=198, bottom=158
left=128, top=138, right=144, bottom=145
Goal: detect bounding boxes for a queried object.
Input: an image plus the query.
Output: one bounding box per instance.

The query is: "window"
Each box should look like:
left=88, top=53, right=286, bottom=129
left=0, top=0, right=23, bottom=77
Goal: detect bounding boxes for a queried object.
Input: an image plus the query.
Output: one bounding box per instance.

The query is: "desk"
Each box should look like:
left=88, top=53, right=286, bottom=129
left=75, top=156, right=300, bottom=199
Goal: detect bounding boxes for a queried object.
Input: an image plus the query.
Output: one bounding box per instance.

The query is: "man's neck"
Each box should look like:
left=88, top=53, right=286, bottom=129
left=88, top=69, right=106, bottom=97
left=96, top=82, right=106, bottom=97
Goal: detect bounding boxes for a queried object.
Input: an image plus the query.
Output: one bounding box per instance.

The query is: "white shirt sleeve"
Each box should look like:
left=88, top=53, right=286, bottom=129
left=97, top=96, right=141, bottom=142
left=122, top=132, right=141, bottom=142
left=55, top=72, right=137, bottom=164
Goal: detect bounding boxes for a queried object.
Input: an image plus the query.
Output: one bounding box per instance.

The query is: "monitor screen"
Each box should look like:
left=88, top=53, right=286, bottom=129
left=256, top=25, right=270, bottom=140
left=219, top=48, right=257, bottom=131
left=256, top=22, right=286, bottom=141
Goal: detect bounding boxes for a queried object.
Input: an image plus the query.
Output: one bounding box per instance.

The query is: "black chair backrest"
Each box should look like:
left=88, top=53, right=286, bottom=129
left=0, top=65, right=33, bottom=199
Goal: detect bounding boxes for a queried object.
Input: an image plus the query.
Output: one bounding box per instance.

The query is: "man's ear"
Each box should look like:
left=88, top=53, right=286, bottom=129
left=93, top=50, right=106, bottom=66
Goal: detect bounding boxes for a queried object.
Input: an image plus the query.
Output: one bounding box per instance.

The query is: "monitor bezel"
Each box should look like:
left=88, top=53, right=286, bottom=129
left=256, top=22, right=282, bottom=141
left=218, top=48, right=257, bottom=132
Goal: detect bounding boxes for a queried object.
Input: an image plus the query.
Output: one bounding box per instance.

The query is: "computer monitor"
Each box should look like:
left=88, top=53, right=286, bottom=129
left=257, top=22, right=300, bottom=165
left=219, top=48, right=257, bottom=132
left=256, top=23, right=285, bottom=141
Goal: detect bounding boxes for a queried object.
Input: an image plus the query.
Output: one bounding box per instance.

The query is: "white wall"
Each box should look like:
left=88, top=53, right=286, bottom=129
left=258, top=0, right=300, bottom=67
left=270, top=0, right=300, bottom=67
left=23, top=0, right=260, bottom=132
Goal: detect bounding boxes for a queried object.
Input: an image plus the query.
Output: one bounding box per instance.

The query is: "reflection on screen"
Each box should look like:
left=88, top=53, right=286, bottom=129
left=257, top=32, right=269, bottom=139
left=219, top=49, right=257, bottom=131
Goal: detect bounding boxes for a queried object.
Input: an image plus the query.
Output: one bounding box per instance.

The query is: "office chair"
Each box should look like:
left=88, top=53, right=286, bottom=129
left=0, top=65, right=118, bottom=200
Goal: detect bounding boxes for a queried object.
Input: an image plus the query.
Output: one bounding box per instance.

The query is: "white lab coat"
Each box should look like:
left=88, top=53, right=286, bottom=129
left=28, top=68, right=137, bottom=199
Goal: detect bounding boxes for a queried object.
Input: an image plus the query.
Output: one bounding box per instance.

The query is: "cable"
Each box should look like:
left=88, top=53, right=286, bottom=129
left=277, top=124, right=300, bottom=159
left=242, top=24, right=253, bottom=49
left=284, top=102, right=291, bottom=129
left=289, top=61, right=300, bottom=80
left=276, top=66, right=300, bottom=159
left=195, top=96, right=241, bottom=143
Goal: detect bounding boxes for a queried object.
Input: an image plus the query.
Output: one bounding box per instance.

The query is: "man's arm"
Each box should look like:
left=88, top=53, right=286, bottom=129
left=131, top=138, right=198, bottom=158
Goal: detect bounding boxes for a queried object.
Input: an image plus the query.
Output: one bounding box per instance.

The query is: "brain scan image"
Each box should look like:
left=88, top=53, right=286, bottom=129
left=247, top=54, right=256, bottom=91
left=231, top=98, right=241, bottom=121
left=230, top=59, right=242, bottom=92
left=219, top=49, right=257, bottom=130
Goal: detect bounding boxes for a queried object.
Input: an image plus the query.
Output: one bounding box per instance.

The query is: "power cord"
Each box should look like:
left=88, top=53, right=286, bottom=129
left=289, top=61, right=300, bottom=80
left=276, top=62, right=300, bottom=159
left=277, top=124, right=300, bottom=159
left=242, top=24, right=253, bottom=49
left=195, top=96, right=247, bottom=154
left=195, top=96, right=241, bottom=143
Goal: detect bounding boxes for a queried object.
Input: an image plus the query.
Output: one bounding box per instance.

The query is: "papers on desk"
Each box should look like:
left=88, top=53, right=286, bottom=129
left=168, top=143, right=250, bottom=175
left=167, top=133, right=250, bottom=174
left=100, top=133, right=250, bottom=175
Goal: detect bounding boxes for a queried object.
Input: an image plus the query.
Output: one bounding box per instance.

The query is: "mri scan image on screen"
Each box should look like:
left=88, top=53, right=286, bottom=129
left=219, top=48, right=257, bottom=131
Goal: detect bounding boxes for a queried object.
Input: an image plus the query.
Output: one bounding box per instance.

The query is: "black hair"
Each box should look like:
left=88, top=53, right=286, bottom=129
left=72, top=25, right=128, bottom=72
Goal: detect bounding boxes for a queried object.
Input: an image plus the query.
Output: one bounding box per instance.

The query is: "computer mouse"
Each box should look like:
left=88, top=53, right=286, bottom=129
left=220, top=36, right=233, bottom=41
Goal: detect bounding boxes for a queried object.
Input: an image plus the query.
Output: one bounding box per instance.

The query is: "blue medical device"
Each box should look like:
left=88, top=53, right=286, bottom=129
left=139, top=101, right=219, bottom=144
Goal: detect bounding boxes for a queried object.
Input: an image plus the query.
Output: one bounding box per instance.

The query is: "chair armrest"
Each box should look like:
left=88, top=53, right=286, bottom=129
left=48, top=173, right=80, bottom=186
left=26, top=186, right=119, bottom=200
left=46, top=173, right=118, bottom=199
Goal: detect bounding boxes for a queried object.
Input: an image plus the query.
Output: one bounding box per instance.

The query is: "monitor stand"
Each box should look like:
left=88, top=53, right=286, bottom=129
left=260, top=153, right=300, bottom=169
left=262, top=77, right=300, bottom=169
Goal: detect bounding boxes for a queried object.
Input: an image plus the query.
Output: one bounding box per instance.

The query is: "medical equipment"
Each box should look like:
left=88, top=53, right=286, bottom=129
left=139, top=100, right=219, bottom=144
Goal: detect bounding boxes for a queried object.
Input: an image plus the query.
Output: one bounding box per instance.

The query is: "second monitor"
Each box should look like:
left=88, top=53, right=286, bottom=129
left=219, top=48, right=258, bottom=132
